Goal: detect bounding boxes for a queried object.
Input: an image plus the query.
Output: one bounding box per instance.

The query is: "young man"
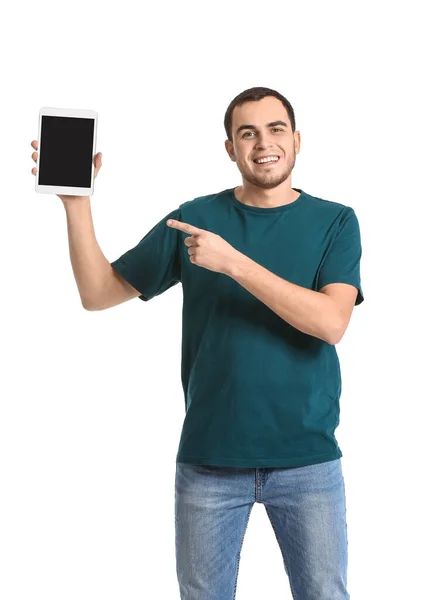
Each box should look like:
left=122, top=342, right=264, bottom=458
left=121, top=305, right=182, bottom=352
left=111, top=87, right=363, bottom=600
left=32, top=86, right=363, bottom=599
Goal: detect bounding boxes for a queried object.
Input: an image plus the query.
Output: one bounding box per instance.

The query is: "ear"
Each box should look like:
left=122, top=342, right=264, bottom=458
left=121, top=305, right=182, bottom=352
left=294, top=130, right=301, bottom=154
left=225, top=139, right=235, bottom=161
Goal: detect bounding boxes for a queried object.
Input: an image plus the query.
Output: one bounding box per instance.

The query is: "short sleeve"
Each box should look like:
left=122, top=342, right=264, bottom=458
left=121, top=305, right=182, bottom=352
left=317, top=207, right=364, bottom=306
left=110, top=207, right=181, bottom=302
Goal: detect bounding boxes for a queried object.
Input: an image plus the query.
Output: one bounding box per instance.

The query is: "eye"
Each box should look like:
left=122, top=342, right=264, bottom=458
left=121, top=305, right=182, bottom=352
left=242, top=128, right=284, bottom=138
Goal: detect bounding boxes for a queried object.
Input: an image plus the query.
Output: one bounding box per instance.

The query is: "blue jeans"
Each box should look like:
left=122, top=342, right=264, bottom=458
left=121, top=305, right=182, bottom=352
left=175, top=458, right=349, bottom=600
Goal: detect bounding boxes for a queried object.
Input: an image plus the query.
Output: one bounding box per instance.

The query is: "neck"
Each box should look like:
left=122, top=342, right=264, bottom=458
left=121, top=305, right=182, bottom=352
left=234, top=180, right=300, bottom=208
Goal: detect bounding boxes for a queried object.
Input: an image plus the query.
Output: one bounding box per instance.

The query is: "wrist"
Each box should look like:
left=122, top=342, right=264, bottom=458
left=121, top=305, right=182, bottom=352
left=224, top=252, right=248, bottom=279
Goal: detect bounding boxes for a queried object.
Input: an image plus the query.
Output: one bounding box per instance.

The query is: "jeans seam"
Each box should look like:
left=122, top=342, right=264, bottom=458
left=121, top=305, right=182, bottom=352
left=265, top=506, right=297, bottom=599
left=232, top=505, right=253, bottom=600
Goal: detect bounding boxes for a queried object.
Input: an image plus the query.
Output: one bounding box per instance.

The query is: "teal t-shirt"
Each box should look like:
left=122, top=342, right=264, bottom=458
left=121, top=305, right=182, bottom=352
left=110, top=187, right=364, bottom=468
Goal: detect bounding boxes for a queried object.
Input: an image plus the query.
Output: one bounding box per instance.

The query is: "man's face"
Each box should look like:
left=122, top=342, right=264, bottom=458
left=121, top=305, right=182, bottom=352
left=225, top=96, right=300, bottom=190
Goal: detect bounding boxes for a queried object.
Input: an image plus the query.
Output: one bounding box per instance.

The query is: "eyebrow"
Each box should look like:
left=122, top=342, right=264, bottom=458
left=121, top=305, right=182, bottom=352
left=235, top=120, right=289, bottom=135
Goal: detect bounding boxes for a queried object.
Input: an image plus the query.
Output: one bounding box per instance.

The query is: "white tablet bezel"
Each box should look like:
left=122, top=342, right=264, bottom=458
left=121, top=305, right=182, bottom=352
left=35, top=106, right=98, bottom=196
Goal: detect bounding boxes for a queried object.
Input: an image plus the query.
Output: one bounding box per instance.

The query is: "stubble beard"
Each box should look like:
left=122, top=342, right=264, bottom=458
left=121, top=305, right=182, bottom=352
left=240, top=155, right=296, bottom=190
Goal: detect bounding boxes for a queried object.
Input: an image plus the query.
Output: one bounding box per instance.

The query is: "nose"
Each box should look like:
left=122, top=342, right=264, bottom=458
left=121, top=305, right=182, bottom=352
left=254, top=132, right=274, bottom=150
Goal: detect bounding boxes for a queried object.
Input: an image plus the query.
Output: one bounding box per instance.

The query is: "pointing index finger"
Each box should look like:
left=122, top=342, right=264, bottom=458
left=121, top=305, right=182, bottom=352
left=167, top=219, right=202, bottom=234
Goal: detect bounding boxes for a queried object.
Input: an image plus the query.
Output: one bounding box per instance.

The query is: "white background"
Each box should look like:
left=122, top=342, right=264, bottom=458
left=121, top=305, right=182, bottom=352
left=1, top=1, right=438, bottom=598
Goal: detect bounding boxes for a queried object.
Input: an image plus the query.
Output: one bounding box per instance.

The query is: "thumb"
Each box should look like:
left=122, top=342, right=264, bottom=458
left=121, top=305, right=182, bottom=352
left=93, top=152, right=102, bottom=178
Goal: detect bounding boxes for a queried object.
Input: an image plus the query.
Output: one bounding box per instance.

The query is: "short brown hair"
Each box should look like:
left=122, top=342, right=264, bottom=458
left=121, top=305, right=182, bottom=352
left=224, top=86, right=296, bottom=141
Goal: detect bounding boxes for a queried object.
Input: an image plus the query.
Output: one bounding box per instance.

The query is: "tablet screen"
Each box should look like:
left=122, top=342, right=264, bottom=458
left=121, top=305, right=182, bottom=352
left=38, top=116, right=95, bottom=188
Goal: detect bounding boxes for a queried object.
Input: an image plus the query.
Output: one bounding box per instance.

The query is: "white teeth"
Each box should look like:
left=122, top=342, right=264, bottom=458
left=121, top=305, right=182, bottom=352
left=255, top=156, right=279, bottom=164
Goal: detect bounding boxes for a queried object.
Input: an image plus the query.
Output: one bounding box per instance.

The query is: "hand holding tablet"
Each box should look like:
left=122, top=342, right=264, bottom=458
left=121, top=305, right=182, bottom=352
left=31, top=139, right=102, bottom=204
left=32, top=107, right=101, bottom=203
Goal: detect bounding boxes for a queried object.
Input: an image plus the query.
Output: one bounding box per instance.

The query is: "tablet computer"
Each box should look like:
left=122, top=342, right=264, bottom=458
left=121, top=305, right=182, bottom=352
left=35, top=107, right=98, bottom=196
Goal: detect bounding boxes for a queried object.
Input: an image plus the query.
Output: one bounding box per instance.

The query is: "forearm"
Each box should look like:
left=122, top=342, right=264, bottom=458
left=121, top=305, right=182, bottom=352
left=63, top=197, right=112, bottom=308
left=226, top=253, right=339, bottom=344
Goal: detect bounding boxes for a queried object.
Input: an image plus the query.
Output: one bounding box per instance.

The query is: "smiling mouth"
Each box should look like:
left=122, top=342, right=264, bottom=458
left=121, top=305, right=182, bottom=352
left=253, top=157, right=280, bottom=167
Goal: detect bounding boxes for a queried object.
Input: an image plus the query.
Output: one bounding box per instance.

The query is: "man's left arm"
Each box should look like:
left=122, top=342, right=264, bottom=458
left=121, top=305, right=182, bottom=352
left=225, top=254, right=358, bottom=345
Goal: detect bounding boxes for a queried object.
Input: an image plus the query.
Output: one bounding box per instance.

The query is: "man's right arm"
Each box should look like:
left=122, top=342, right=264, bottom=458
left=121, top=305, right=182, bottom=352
left=63, top=197, right=142, bottom=311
